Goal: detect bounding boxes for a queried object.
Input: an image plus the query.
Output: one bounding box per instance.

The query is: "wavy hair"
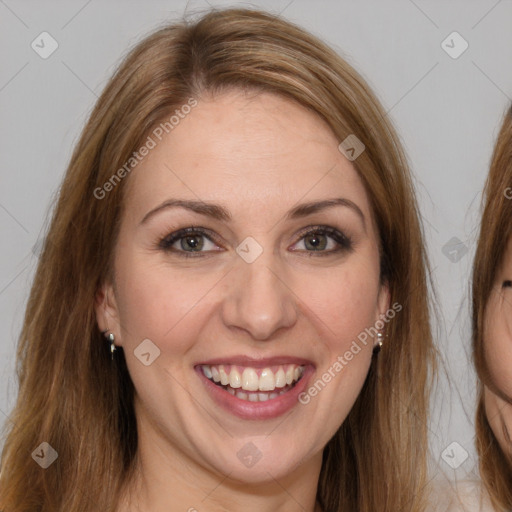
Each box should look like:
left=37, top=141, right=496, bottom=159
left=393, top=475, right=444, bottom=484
left=0, top=8, right=435, bottom=511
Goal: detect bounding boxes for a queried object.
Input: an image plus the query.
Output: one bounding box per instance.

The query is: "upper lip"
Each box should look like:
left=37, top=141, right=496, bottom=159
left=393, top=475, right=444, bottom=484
left=195, top=355, right=314, bottom=368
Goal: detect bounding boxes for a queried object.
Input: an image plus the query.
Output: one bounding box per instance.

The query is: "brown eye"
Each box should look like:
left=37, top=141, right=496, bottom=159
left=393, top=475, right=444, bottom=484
left=502, top=280, right=512, bottom=288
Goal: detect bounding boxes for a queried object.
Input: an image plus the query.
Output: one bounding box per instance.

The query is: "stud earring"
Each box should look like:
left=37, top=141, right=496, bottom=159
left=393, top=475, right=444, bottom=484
left=102, top=330, right=116, bottom=360
left=109, top=333, right=116, bottom=360
left=373, top=331, right=384, bottom=355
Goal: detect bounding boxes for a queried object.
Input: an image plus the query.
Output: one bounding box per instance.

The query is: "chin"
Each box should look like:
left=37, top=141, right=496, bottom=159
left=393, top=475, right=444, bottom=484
left=205, top=444, right=311, bottom=485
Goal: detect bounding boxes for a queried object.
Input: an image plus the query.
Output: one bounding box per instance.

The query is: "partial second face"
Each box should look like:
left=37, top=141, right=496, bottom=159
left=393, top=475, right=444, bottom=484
left=484, top=235, right=512, bottom=460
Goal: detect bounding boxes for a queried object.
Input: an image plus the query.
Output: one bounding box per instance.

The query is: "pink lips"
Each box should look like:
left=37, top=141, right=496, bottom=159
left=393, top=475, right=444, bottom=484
left=195, top=359, right=315, bottom=420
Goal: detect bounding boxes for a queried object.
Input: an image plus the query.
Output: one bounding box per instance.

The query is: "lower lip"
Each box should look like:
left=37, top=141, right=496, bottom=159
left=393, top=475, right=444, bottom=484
left=195, top=366, right=314, bottom=420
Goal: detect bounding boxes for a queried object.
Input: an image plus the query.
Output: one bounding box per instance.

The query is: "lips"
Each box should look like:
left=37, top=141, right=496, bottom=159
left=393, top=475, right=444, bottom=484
left=194, top=356, right=315, bottom=420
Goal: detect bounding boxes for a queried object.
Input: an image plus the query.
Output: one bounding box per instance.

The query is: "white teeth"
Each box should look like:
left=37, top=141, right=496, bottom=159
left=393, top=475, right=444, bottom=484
left=219, top=365, right=230, bottom=386
left=232, top=387, right=293, bottom=402
left=242, top=368, right=259, bottom=391
left=229, top=368, right=242, bottom=388
left=259, top=368, right=275, bottom=391
left=203, top=365, right=212, bottom=379
left=275, top=367, right=286, bottom=388
left=201, top=363, right=306, bottom=393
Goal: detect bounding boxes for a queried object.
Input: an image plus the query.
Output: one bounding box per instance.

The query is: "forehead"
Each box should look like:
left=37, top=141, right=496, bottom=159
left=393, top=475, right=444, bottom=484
left=124, top=90, right=374, bottom=224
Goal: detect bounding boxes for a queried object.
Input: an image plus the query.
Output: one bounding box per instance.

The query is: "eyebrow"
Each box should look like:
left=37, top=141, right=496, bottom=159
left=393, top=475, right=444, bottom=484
left=139, top=197, right=366, bottom=228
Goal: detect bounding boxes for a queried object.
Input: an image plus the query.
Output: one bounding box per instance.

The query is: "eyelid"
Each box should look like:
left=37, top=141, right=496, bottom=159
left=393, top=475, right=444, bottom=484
left=158, top=226, right=222, bottom=251
left=293, top=224, right=351, bottom=241
left=289, top=224, right=353, bottom=252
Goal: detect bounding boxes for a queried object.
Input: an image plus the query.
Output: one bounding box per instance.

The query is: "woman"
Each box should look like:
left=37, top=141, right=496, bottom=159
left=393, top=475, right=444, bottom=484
left=0, top=8, right=436, bottom=511
left=472, top=104, right=512, bottom=510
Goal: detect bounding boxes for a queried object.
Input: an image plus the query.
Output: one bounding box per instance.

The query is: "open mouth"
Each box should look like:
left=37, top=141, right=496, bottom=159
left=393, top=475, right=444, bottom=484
left=197, top=363, right=305, bottom=402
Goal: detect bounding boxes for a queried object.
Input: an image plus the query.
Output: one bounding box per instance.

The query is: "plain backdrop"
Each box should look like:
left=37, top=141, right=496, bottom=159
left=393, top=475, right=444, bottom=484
left=1, top=0, right=512, bottom=482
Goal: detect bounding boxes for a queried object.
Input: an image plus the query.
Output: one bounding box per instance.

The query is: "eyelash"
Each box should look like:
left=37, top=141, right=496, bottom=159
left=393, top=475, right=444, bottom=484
left=158, top=225, right=353, bottom=258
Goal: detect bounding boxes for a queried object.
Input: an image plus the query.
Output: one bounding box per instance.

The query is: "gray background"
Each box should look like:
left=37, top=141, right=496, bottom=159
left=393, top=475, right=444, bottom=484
left=1, top=0, right=511, bottom=481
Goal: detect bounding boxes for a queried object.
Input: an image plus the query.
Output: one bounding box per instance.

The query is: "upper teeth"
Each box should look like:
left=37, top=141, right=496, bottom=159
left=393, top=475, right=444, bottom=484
left=200, top=364, right=305, bottom=392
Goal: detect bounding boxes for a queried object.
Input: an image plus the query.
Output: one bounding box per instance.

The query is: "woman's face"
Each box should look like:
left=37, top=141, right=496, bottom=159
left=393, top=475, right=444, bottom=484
left=484, top=235, right=512, bottom=462
left=96, top=89, right=389, bottom=485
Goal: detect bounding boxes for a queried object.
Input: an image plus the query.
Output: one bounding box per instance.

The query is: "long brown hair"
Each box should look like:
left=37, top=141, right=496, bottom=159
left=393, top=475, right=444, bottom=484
left=472, top=104, right=512, bottom=510
left=0, top=8, right=435, bottom=511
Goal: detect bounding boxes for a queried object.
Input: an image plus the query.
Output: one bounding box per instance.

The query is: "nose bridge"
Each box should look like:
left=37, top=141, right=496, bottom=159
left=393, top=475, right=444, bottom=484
left=221, top=242, right=298, bottom=340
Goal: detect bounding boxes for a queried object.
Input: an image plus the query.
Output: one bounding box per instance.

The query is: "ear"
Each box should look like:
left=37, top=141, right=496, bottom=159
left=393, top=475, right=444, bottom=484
left=375, top=281, right=391, bottom=327
left=373, top=282, right=391, bottom=349
left=94, top=281, right=123, bottom=347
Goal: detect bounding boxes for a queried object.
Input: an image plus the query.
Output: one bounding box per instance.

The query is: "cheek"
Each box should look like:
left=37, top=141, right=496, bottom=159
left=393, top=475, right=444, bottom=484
left=114, top=255, right=223, bottom=353
left=484, top=298, right=512, bottom=398
left=485, top=390, right=512, bottom=461
left=294, top=258, right=381, bottom=340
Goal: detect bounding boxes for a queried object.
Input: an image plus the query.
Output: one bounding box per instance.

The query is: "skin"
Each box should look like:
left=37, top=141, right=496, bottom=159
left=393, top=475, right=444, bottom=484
left=95, top=89, right=389, bottom=512
left=483, top=235, right=512, bottom=463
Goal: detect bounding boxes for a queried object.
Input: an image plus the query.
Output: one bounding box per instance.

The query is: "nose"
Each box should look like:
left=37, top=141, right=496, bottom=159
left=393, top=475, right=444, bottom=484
left=220, top=249, right=299, bottom=341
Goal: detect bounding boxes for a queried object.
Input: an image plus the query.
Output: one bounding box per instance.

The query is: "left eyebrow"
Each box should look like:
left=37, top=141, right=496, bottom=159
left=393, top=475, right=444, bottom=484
left=286, top=198, right=366, bottom=229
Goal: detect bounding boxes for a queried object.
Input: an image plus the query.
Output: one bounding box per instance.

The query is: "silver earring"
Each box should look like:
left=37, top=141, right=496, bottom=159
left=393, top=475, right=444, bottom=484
left=103, top=331, right=116, bottom=360
left=109, top=333, right=116, bottom=360
left=373, top=331, right=384, bottom=355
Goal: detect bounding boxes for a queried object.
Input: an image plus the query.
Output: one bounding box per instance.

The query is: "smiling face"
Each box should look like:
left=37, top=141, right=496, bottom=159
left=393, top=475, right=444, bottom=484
left=95, top=89, right=389, bottom=495
left=484, top=235, right=512, bottom=463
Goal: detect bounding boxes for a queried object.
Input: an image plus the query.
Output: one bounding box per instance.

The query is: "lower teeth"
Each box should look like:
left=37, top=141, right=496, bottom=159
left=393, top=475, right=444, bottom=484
left=218, top=382, right=296, bottom=401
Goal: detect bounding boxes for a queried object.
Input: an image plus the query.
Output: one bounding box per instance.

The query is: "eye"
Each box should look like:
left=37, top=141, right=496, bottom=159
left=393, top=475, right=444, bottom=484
left=503, top=280, right=512, bottom=288
left=158, top=227, right=222, bottom=258
left=290, top=225, right=353, bottom=255
left=158, top=224, right=353, bottom=258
